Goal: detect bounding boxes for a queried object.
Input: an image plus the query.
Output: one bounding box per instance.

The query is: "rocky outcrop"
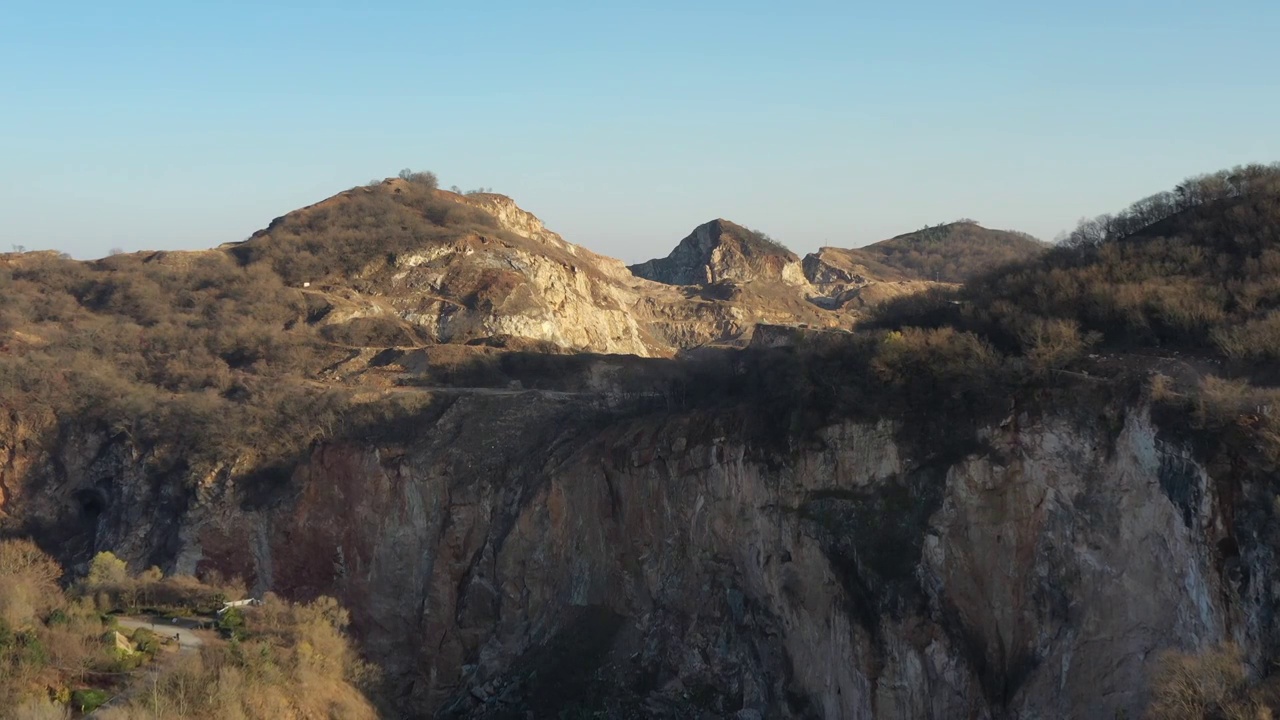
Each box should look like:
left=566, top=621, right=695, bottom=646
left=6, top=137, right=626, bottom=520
left=457, top=193, right=577, bottom=252
left=278, top=191, right=892, bottom=357
left=803, top=247, right=895, bottom=287
left=11, top=384, right=1276, bottom=719
left=799, top=248, right=942, bottom=311
left=375, top=235, right=660, bottom=356
left=630, top=220, right=805, bottom=287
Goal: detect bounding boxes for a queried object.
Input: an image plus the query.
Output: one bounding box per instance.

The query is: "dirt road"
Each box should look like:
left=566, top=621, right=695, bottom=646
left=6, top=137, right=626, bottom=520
left=115, top=616, right=207, bottom=651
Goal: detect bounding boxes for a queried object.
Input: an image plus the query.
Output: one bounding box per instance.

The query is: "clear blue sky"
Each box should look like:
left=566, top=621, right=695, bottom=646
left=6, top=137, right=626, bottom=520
left=3, top=1, right=1278, bottom=261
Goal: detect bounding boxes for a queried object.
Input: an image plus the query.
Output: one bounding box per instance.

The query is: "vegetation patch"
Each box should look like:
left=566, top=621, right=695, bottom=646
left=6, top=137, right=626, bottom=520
left=0, top=540, right=380, bottom=719
left=853, top=220, right=1046, bottom=282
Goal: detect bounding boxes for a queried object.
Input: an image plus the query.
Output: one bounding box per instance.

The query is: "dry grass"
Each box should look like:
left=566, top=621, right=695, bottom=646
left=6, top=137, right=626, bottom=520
left=1148, top=372, right=1179, bottom=403
left=1147, top=644, right=1272, bottom=720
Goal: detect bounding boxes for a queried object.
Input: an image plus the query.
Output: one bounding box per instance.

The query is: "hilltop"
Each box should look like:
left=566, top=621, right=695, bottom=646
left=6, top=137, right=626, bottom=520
left=848, top=220, right=1047, bottom=283
left=628, top=219, right=803, bottom=286
left=874, top=163, right=1280, bottom=375
left=629, top=217, right=945, bottom=319
left=626, top=217, right=1043, bottom=316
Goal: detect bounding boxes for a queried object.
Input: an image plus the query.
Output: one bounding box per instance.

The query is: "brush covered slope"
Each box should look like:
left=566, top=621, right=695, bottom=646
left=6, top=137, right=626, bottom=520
left=853, top=220, right=1047, bottom=282
left=801, top=220, right=1047, bottom=306
left=3, top=164, right=1280, bottom=719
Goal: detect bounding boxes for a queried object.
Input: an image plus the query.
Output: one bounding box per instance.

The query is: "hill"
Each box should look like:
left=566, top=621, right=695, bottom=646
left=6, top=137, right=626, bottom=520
left=0, top=173, right=928, bottom=516
left=850, top=220, right=1047, bottom=282
left=223, top=182, right=926, bottom=357
left=873, top=163, right=1280, bottom=374
left=629, top=218, right=944, bottom=320
left=628, top=219, right=802, bottom=286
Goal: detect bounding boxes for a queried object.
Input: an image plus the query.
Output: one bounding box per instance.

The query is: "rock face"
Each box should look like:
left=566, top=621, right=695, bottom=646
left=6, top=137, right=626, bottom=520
left=214, top=185, right=1035, bottom=360
left=241, top=187, right=910, bottom=358
left=626, top=217, right=962, bottom=318
left=374, top=233, right=659, bottom=356
left=10, top=385, right=1276, bottom=719
left=629, top=220, right=805, bottom=287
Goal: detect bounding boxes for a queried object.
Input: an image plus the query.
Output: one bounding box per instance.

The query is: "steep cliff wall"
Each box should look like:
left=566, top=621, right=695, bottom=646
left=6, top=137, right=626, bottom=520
left=8, top=387, right=1275, bottom=719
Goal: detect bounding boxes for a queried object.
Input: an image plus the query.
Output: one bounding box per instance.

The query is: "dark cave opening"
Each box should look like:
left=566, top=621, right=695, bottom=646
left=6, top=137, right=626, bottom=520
left=74, top=486, right=109, bottom=521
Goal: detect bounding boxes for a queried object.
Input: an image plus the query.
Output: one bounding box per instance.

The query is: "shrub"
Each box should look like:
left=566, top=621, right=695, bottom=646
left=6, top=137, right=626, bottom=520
left=130, top=627, right=161, bottom=654
left=854, top=222, right=1046, bottom=282
left=871, top=163, right=1280, bottom=386
left=738, top=226, right=793, bottom=256
left=85, top=551, right=128, bottom=589
left=1193, top=376, right=1280, bottom=431
left=1212, top=311, right=1280, bottom=362
left=70, top=689, right=109, bottom=714
left=397, top=168, right=438, bottom=189
left=1148, top=373, right=1178, bottom=403
left=10, top=697, right=71, bottom=720
left=1146, top=644, right=1269, bottom=720
left=2, top=541, right=377, bottom=718
left=1018, top=317, right=1091, bottom=374
left=105, top=594, right=378, bottom=719
left=873, top=327, right=1003, bottom=395
left=217, top=607, right=247, bottom=641
left=0, top=540, right=62, bottom=630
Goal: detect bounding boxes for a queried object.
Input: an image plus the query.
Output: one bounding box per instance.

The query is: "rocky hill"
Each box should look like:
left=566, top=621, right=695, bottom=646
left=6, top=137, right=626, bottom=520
left=629, top=217, right=941, bottom=321
left=4, top=164, right=1280, bottom=719
left=629, top=219, right=805, bottom=286
left=216, top=180, right=925, bottom=358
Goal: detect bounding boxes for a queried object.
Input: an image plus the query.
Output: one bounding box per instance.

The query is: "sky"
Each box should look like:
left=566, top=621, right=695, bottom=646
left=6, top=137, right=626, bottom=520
left=2, top=1, right=1278, bottom=262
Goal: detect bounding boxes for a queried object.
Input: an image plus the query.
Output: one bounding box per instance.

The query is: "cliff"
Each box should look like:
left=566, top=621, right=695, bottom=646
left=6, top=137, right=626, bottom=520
left=5, top=364, right=1276, bottom=719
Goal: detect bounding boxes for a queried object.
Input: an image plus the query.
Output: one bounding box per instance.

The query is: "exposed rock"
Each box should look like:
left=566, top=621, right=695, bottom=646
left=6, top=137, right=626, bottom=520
left=241, top=189, right=920, bottom=358
left=12, top=385, right=1275, bottom=719
left=804, top=247, right=902, bottom=286
left=629, top=219, right=803, bottom=287
left=111, top=630, right=135, bottom=655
